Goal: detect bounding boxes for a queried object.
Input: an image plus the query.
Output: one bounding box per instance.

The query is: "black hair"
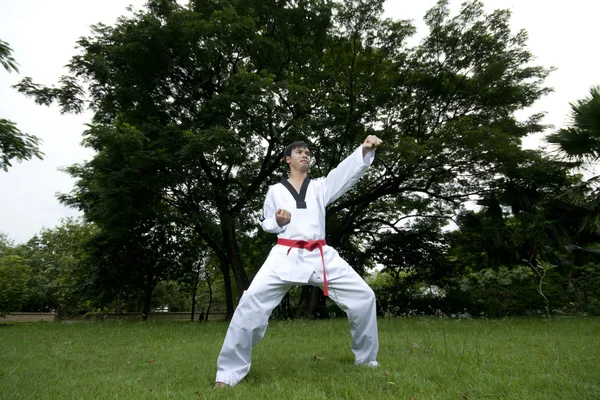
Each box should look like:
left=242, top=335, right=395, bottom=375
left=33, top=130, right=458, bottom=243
left=283, top=141, right=310, bottom=159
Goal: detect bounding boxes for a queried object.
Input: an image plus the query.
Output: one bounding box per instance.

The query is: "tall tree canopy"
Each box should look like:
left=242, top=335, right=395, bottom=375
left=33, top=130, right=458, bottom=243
left=16, top=0, right=556, bottom=318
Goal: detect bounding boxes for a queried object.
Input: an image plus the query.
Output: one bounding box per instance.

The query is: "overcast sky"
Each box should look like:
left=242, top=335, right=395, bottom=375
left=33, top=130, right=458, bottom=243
left=1, top=0, right=599, bottom=244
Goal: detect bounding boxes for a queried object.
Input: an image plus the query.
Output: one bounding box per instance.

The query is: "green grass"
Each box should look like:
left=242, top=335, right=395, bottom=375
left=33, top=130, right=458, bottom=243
left=0, top=317, right=599, bottom=399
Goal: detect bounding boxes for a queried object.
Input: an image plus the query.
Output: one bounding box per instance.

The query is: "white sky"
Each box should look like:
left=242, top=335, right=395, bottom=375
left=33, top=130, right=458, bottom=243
left=1, top=0, right=599, bottom=244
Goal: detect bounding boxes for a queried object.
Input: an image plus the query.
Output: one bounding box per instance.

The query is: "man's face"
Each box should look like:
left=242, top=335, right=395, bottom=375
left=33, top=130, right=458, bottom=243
left=286, top=146, right=311, bottom=172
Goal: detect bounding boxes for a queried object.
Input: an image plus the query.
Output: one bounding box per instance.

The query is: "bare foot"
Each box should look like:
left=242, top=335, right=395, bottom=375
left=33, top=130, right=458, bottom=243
left=214, top=382, right=229, bottom=389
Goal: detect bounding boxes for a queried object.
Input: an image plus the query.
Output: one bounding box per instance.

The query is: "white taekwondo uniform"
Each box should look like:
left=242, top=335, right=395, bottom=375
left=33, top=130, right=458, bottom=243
left=215, top=145, right=379, bottom=386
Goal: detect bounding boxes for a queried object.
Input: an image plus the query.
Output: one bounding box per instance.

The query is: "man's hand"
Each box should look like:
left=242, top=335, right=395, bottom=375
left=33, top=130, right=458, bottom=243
left=275, top=208, right=291, bottom=227
left=363, top=135, right=382, bottom=156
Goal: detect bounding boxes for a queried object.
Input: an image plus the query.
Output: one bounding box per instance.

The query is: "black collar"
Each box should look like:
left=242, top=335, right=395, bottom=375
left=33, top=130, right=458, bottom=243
left=280, top=177, right=311, bottom=209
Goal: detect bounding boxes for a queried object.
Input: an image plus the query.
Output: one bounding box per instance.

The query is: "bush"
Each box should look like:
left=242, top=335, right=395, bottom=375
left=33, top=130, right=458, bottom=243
left=370, top=265, right=580, bottom=318
left=572, top=263, right=600, bottom=315
left=369, top=272, right=448, bottom=317
left=443, top=265, right=573, bottom=317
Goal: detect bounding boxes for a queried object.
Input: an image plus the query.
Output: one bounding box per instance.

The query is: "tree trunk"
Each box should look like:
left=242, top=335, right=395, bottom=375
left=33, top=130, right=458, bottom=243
left=142, top=290, right=151, bottom=321
left=193, top=225, right=234, bottom=318
left=190, top=267, right=201, bottom=322
left=284, top=292, right=291, bottom=319
left=275, top=292, right=291, bottom=319
left=205, top=272, right=214, bottom=321
left=53, top=295, right=63, bottom=320
left=141, top=274, right=156, bottom=321
left=220, top=213, right=250, bottom=294
left=190, top=286, right=197, bottom=322
left=219, top=261, right=234, bottom=320
left=296, top=286, right=326, bottom=318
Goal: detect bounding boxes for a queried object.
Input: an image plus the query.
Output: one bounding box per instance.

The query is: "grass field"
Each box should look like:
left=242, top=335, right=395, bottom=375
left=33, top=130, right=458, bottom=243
left=0, top=317, right=598, bottom=399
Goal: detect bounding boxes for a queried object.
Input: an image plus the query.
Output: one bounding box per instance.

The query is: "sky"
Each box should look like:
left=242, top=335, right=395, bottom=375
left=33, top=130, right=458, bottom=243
left=1, top=0, right=599, bottom=244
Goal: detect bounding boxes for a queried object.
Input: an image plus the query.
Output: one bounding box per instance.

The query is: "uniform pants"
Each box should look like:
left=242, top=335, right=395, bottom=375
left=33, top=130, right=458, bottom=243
left=215, top=262, right=379, bottom=386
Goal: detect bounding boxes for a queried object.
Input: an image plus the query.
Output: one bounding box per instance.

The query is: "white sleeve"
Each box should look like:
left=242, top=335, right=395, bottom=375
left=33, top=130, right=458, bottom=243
left=323, top=145, right=374, bottom=205
left=260, top=186, right=288, bottom=234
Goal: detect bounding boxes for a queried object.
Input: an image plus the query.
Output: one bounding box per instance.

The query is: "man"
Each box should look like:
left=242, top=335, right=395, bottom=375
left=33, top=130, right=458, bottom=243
left=215, top=135, right=382, bottom=387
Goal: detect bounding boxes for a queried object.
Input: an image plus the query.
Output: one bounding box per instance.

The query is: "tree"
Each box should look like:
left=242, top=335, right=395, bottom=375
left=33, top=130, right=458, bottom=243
left=16, top=0, right=335, bottom=318
left=0, top=255, right=31, bottom=313
left=0, top=39, right=43, bottom=171
left=547, top=85, right=600, bottom=233
left=18, top=218, right=98, bottom=317
left=547, top=86, right=600, bottom=162
left=439, top=151, right=600, bottom=316
left=368, top=219, right=447, bottom=285
left=175, top=248, right=218, bottom=321
left=311, top=0, right=554, bottom=313
left=0, top=234, right=33, bottom=314
left=80, top=210, right=198, bottom=320
left=0, top=232, right=13, bottom=254
left=15, top=0, right=555, bottom=318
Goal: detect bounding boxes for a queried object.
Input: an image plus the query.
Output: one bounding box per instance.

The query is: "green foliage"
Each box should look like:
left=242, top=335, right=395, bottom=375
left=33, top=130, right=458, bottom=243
left=0, top=39, right=18, bottom=73
left=13, top=0, right=561, bottom=317
left=0, top=39, right=44, bottom=171
left=0, top=118, right=44, bottom=171
left=17, top=218, right=98, bottom=316
left=150, top=280, right=192, bottom=312
left=368, top=219, right=447, bottom=283
left=547, top=85, right=600, bottom=162
left=547, top=85, right=600, bottom=233
left=571, top=262, right=600, bottom=315
left=0, top=255, right=31, bottom=312
left=437, top=146, right=600, bottom=317
left=0, top=117, right=44, bottom=173
left=0, top=232, right=13, bottom=253
left=368, top=270, right=444, bottom=318
left=15, top=0, right=340, bottom=316
left=449, top=266, right=543, bottom=317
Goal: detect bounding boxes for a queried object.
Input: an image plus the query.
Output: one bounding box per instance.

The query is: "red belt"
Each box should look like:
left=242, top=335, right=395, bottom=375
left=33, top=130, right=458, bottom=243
left=277, top=239, right=329, bottom=297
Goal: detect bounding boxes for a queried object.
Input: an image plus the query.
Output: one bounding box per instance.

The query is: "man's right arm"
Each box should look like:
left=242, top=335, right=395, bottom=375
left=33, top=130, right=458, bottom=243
left=260, top=187, right=289, bottom=234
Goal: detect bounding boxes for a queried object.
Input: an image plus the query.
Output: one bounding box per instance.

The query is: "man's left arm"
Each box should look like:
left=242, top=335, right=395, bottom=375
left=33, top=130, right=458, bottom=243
left=322, top=135, right=382, bottom=205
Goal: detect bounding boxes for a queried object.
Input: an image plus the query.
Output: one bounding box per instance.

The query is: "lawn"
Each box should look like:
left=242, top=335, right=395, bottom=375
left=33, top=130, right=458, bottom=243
left=0, top=317, right=598, bottom=399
